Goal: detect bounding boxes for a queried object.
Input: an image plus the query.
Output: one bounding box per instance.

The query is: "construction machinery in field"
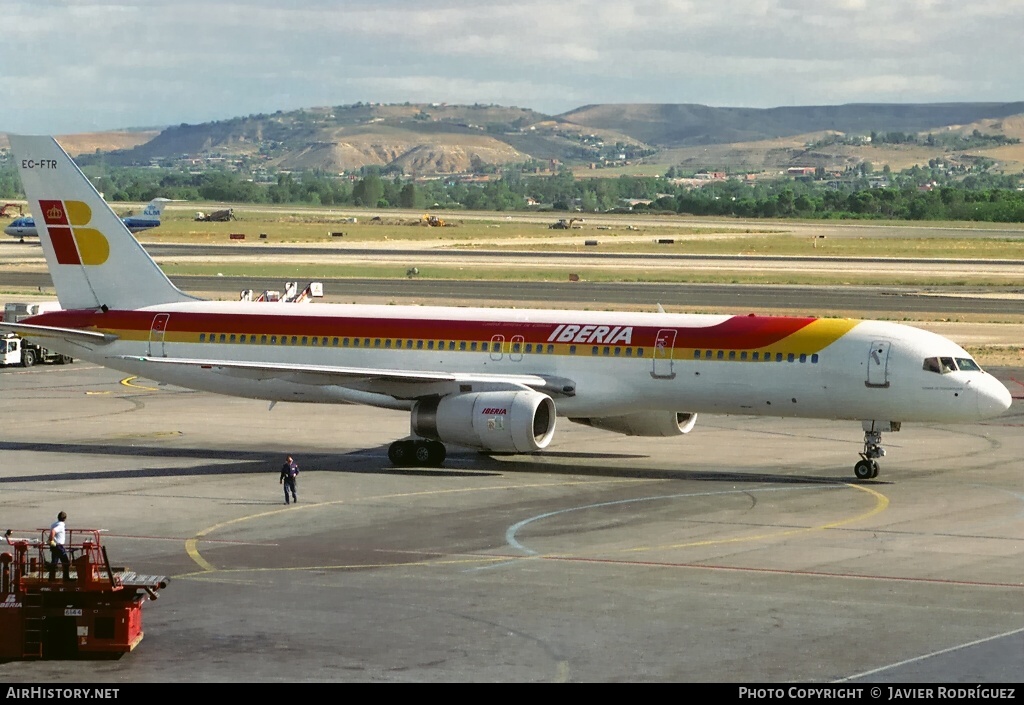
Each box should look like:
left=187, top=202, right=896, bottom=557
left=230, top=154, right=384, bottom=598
left=194, top=208, right=235, bottom=222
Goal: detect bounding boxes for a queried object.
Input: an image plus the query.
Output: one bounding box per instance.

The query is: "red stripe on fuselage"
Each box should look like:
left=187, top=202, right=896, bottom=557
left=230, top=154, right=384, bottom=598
left=31, top=310, right=819, bottom=350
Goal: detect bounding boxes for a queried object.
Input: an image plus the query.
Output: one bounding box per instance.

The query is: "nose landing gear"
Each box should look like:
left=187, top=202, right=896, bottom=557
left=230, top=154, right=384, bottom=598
left=854, top=421, right=901, bottom=480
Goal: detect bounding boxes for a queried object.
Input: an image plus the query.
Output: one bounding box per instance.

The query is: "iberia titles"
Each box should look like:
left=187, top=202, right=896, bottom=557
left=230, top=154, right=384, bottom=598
left=547, top=324, right=634, bottom=345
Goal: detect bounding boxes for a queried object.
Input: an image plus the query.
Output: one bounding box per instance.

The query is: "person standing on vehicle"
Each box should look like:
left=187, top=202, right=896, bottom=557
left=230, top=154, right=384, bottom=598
left=280, top=456, right=299, bottom=504
left=47, top=510, right=72, bottom=581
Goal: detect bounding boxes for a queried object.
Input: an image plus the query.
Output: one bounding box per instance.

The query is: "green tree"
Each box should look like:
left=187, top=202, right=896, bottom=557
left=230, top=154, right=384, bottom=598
left=353, top=174, right=384, bottom=207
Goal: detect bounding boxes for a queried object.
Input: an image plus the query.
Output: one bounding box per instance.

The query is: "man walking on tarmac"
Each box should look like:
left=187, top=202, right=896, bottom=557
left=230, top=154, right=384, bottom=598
left=280, top=456, right=299, bottom=505
left=47, top=510, right=73, bottom=581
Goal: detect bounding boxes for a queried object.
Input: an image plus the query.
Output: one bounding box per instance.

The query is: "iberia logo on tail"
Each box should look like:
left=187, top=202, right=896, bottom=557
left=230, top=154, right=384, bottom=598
left=39, top=199, right=110, bottom=265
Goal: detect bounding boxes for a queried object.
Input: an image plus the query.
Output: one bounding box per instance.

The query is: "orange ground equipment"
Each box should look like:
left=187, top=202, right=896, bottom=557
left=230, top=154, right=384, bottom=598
left=0, top=528, right=169, bottom=660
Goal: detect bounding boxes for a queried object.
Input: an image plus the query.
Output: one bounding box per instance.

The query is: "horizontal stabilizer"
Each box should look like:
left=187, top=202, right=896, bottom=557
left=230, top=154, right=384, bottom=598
left=0, top=321, right=117, bottom=344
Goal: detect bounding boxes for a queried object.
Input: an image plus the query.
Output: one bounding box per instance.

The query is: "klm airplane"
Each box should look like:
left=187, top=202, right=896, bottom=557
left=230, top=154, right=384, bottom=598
left=5, top=197, right=169, bottom=240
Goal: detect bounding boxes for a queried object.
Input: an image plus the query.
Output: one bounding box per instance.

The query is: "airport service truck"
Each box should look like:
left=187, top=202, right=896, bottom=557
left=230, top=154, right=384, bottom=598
left=0, top=302, right=74, bottom=367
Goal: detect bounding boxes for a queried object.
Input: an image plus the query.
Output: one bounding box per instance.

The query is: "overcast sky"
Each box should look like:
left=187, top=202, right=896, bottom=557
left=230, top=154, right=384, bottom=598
left=2, top=0, right=1021, bottom=135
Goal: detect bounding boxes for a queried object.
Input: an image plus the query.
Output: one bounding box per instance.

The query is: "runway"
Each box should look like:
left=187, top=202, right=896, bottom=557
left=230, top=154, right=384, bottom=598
left=1, top=362, right=1021, bottom=682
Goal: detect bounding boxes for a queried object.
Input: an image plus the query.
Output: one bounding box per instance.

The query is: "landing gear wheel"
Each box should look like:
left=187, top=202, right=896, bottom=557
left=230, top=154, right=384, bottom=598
left=388, top=440, right=414, bottom=467
left=426, top=440, right=446, bottom=467
left=412, top=440, right=446, bottom=467
left=413, top=441, right=432, bottom=466
left=854, top=459, right=874, bottom=480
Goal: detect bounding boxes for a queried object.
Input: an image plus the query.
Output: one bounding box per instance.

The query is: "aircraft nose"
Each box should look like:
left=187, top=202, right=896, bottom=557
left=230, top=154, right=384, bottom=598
left=976, top=376, right=1013, bottom=419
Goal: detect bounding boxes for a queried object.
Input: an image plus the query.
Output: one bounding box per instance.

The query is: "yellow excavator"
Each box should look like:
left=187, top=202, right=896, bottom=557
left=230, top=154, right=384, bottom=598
left=422, top=214, right=445, bottom=227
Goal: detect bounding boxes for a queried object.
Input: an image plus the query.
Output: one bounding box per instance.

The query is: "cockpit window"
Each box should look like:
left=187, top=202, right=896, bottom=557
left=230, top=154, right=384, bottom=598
left=955, top=357, right=982, bottom=372
left=923, top=356, right=958, bottom=374
left=923, top=356, right=983, bottom=374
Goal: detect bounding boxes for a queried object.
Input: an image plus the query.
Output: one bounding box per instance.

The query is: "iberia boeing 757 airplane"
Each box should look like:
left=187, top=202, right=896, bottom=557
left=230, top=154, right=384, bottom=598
left=2, top=136, right=1013, bottom=479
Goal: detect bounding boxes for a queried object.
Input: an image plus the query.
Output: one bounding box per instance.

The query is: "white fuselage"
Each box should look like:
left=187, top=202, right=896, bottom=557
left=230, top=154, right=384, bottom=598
left=31, top=302, right=1009, bottom=426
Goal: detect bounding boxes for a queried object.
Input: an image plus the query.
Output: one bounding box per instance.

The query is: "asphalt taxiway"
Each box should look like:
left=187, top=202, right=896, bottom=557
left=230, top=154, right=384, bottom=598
left=0, top=362, right=1021, bottom=682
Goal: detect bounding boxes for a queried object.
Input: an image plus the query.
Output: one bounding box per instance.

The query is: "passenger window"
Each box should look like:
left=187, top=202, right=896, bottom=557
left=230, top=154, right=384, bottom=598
left=200, top=333, right=206, bottom=342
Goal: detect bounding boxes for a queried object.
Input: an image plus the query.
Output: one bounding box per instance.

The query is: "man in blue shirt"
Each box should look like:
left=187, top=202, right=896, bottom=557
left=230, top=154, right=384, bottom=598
left=279, top=456, right=299, bottom=505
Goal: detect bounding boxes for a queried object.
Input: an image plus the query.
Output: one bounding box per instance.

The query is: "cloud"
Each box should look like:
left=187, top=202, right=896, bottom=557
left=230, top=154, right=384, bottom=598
left=1, top=0, right=1021, bottom=133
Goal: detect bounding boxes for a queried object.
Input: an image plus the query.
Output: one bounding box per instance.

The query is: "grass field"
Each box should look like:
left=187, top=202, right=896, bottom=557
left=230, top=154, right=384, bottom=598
left=139, top=208, right=1024, bottom=261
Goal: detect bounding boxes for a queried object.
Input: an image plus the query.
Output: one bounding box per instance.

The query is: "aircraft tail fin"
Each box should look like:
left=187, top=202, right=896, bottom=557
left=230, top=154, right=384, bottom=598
left=9, top=136, right=198, bottom=311
left=141, top=197, right=170, bottom=219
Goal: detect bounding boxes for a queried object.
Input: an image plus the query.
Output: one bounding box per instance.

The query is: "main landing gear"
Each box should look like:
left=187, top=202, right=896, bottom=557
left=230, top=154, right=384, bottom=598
left=388, top=439, right=446, bottom=468
left=854, top=421, right=900, bottom=480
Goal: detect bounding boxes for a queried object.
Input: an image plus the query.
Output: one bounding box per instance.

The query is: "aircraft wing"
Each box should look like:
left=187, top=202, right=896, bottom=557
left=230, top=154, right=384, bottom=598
left=0, top=322, right=117, bottom=345
left=115, top=355, right=576, bottom=402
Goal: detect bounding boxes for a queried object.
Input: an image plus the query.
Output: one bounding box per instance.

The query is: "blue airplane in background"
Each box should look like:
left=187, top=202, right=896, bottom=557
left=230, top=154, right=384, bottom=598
left=4, top=197, right=170, bottom=240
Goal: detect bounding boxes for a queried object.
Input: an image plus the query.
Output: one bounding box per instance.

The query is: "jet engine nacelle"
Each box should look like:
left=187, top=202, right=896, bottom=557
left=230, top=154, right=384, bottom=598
left=570, top=411, right=697, bottom=437
left=412, top=390, right=557, bottom=453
